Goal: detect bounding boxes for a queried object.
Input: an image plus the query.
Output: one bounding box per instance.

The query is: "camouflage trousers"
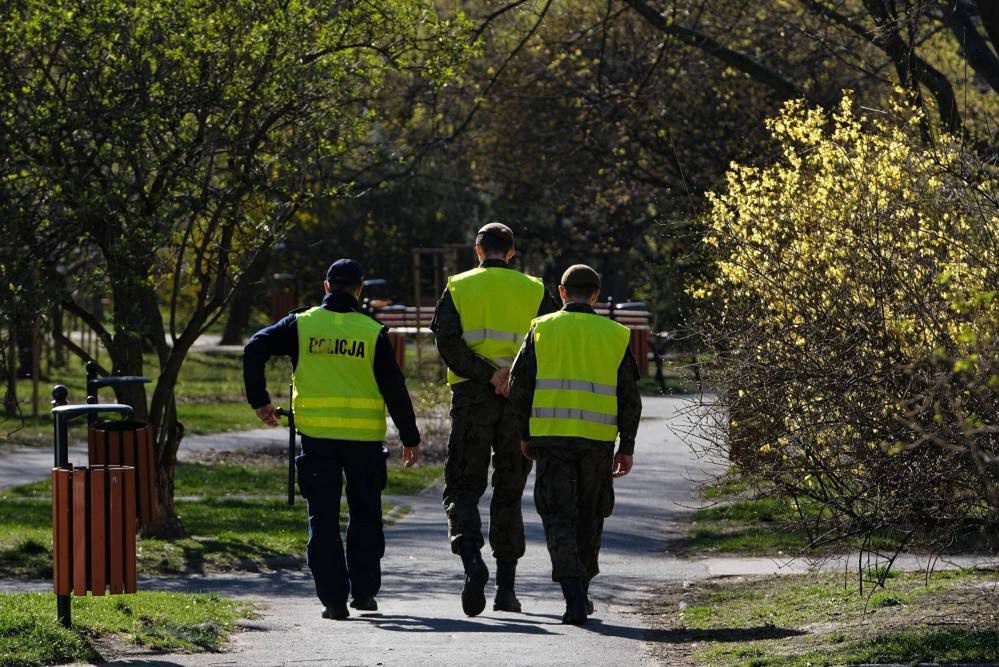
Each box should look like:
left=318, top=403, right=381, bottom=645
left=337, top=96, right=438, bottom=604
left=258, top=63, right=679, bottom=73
left=442, top=394, right=533, bottom=561
left=533, top=442, right=615, bottom=582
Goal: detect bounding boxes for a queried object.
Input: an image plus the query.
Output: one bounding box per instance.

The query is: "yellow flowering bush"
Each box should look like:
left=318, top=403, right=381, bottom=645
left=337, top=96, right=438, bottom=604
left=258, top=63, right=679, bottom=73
left=700, top=93, right=999, bottom=553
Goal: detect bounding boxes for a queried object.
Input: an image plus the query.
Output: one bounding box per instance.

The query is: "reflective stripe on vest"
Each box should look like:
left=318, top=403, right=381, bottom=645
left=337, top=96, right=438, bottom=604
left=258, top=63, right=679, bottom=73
left=462, top=328, right=523, bottom=344
left=529, top=310, right=631, bottom=442
left=292, top=307, right=387, bottom=441
left=531, top=407, right=617, bottom=425
left=446, top=267, right=545, bottom=386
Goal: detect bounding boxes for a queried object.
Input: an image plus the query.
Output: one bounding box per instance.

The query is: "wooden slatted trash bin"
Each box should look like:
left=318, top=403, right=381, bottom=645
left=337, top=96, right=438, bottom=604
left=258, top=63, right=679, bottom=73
left=88, top=421, right=158, bottom=527
left=52, top=466, right=138, bottom=597
left=51, top=392, right=136, bottom=626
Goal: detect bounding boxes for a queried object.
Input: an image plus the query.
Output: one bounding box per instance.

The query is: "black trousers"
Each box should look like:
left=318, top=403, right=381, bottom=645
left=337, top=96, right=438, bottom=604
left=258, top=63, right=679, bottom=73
left=296, top=437, right=387, bottom=607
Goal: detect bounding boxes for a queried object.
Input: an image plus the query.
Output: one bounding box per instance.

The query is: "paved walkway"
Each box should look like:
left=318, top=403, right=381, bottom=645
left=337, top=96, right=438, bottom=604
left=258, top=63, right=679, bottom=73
left=109, top=397, right=715, bottom=665
left=4, top=396, right=996, bottom=665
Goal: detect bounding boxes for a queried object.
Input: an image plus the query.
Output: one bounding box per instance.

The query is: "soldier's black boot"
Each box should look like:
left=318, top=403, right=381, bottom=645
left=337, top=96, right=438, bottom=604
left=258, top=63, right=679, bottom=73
left=459, top=540, right=488, bottom=617
left=493, top=560, right=522, bottom=612
left=321, top=604, right=349, bottom=620
left=350, top=596, right=378, bottom=612
left=583, top=579, right=594, bottom=615
left=559, top=577, right=588, bottom=625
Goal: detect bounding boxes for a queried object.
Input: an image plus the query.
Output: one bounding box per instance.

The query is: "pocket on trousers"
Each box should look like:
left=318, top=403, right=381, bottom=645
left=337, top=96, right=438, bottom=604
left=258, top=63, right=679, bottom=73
left=598, top=478, right=615, bottom=518
left=295, top=454, right=312, bottom=500
left=379, top=446, right=389, bottom=491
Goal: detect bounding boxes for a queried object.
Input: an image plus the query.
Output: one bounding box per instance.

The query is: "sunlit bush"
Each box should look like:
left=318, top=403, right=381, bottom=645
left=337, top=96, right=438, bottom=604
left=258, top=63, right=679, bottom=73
left=698, top=93, right=999, bottom=554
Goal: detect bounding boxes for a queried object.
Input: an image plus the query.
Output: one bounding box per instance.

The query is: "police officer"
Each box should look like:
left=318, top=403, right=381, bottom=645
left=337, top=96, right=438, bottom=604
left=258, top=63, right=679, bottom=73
left=508, top=264, right=642, bottom=625
left=431, top=223, right=559, bottom=616
left=243, top=259, right=421, bottom=620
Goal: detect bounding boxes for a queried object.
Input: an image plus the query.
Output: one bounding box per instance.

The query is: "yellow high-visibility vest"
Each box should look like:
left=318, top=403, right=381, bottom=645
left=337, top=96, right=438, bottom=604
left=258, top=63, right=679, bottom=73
left=292, top=307, right=387, bottom=441
left=447, top=267, right=545, bottom=386
left=529, top=310, right=630, bottom=442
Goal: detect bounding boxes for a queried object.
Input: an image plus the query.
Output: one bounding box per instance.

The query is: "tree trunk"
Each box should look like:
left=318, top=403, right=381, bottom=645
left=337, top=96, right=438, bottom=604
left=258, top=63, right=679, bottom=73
left=143, top=389, right=185, bottom=539
left=219, top=248, right=270, bottom=345
left=108, top=330, right=149, bottom=421
left=103, top=264, right=188, bottom=535
left=3, top=325, right=17, bottom=417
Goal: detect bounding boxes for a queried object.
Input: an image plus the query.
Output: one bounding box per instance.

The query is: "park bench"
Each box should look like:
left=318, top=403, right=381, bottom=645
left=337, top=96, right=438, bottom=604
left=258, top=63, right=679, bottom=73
left=370, top=302, right=654, bottom=376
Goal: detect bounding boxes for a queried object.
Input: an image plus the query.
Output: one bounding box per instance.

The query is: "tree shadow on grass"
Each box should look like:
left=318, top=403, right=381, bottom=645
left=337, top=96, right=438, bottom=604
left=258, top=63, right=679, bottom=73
left=0, top=538, right=52, bottom=578
left=582, top=617, right=807, bottom=643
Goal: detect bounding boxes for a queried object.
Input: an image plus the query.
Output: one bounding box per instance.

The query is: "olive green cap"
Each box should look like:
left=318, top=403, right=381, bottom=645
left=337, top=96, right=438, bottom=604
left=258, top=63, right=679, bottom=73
left=476, top=222, right=514, bottom=246
left=560, top=264, right=601, bottom=289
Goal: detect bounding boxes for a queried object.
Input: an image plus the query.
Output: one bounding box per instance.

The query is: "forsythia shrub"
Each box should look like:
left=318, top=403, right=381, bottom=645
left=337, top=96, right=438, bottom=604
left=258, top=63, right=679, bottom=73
left=699, top=93, right=999, bottom=554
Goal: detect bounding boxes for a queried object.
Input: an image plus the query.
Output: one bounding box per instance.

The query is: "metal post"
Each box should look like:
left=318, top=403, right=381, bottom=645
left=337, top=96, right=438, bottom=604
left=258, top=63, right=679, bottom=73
left=276, top=383, right=296, bottom=506
left=51, top=385, right=71, bottom=627
left=86, top=362, right=99, bottom=425
left=287, top=408, right=296, bottom=506
left=31, top=316, right=41, bottom=418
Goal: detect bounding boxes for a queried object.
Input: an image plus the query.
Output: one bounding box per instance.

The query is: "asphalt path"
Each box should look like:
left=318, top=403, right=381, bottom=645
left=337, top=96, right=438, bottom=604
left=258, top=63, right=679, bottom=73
left=98, top=397, right=715, bottom=665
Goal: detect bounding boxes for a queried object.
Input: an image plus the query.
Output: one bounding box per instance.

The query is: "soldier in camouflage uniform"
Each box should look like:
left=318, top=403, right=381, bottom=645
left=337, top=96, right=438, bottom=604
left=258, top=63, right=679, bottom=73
left=509, top=264, right=642, bottom=625
left=431, top=223, right=559, bottom=616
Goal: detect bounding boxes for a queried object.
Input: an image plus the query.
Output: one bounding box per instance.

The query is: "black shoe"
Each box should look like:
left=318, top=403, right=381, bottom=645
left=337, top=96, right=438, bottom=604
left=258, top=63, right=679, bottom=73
left=493, top=588, right=522, bottom=613
left=493, top=560, right=521, bottom=612
left=585, top=598, right=594, bottom=615
left=350, top=596, right=378, bottom=611
left=560, top=577, right=588, bottom=626
left=321, top=605, right=349, bottom=620
left=462, top=558, right=489, bottom=616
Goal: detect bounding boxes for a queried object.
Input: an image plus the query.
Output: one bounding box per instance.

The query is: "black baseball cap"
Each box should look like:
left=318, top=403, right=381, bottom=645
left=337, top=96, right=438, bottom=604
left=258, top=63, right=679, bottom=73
left=560, top=264, right=601, bottom=289
left=326, top=258, right=364, bottom=285
left=475, top=222, right=515, bottom=246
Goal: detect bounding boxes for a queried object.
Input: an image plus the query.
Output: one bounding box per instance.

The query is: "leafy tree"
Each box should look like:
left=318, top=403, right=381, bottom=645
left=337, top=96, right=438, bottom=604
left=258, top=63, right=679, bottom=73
left=1, top=0, right=470, bottom=536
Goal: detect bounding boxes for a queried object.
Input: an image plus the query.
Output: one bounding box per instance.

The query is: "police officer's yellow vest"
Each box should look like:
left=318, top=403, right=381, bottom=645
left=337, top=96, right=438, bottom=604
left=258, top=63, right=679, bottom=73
left=447, top=267, right=545, bottom=386
left=530, top=310, right=630, bottom=442
left=292, top=307, right=387, bottom=441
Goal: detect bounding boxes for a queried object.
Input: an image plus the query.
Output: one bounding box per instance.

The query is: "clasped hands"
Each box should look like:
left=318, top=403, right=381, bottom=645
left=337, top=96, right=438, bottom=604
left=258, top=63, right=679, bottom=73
left=490, top=366, right=511, bottom=397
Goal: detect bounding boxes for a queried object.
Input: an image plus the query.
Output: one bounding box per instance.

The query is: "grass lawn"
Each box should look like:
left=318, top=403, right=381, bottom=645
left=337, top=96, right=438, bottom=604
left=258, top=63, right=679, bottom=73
left=0, top=590, right=251, bottom=667
left=0, top=461, right=443, bottom=578
left=686, top=473, right=816, bottom=556
left=645, top=568, right=999, bottom=666
left=687, top=474, right=928, bottom=557
left=687, top=496, right=815, bottom=556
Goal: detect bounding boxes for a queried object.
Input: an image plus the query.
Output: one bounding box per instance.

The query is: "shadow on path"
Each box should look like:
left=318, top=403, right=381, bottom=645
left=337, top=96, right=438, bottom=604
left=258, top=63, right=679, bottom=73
left=358, top=613, right=560, bottom=635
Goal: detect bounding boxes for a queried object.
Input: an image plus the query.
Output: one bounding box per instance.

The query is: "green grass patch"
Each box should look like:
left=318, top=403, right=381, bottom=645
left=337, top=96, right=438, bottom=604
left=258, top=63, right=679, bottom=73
left=688, top=497, right=814, bottom=555
left=700, top=474, right=752, bottom=500
left=0, top=500, right=54, bottom=578
left=9, top=462, right=442, bottom=499
left=0, top=590, right=250, bottom=666
left=671, top=569, right=999, bottom=666
left=0, top=461, right=440, bottom=577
